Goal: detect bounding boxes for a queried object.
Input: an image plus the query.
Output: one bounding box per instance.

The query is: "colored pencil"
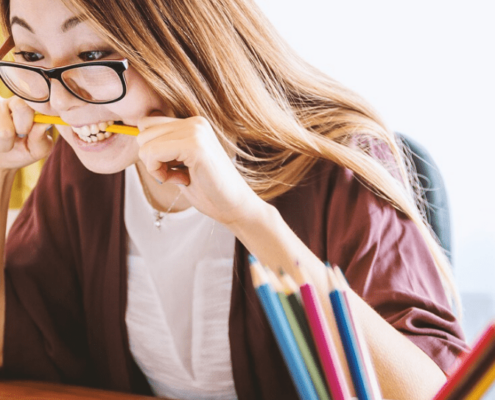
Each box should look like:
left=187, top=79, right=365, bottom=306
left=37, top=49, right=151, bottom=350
left=266, top=269, right=331, bottom=400
left=465, top=359, right=495, bottom=400
left=334, top=266, right=382, bottom=400
left=449, top=343, right=495, bottom=400
left=249, top=257, right=319, bottom=400
left=280, top=271, right=324, bottom=374
left=433, top=322, right=495, bottom=400
left=33, top=114, right=139, bottom=136
left=294, top=263, right=352, bottom=400
left=327, top=267, right=373, bottom=400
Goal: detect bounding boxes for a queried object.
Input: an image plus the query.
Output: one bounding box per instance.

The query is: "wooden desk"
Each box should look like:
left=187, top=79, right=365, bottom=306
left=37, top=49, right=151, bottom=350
left=0, top=381, right=159, bottom=399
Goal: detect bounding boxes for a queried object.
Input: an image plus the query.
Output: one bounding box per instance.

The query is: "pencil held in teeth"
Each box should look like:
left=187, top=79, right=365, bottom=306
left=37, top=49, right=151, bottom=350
left=33, top=114, right=139, bottom=136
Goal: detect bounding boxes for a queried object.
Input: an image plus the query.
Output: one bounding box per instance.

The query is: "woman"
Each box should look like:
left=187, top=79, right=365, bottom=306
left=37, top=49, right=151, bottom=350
left=0, top=0, right=467, bottom=399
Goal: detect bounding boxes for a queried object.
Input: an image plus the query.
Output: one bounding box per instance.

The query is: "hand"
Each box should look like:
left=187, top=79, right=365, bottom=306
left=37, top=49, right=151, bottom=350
left=0, top=96, right=53, bottom=171
left=136, top=113, right=265, bottom=226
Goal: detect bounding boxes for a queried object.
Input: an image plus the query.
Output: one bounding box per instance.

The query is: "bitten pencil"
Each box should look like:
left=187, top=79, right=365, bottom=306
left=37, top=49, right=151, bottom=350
left=33, top=114, right=140, bottom=136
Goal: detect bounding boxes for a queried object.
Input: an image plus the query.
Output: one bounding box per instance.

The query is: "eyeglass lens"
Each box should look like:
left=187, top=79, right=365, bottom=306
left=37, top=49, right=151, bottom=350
left=0, top=66, right=49, bottom=101
left=0, top=64, right=124, bottom=103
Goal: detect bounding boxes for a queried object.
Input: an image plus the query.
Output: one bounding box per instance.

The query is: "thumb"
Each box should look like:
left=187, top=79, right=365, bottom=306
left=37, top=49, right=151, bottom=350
left=137, top=109, right=177, bottom=131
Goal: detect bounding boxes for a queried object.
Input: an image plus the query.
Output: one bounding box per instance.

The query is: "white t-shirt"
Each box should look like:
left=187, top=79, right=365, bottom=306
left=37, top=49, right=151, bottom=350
left=124, top=164, right=237, bottom=400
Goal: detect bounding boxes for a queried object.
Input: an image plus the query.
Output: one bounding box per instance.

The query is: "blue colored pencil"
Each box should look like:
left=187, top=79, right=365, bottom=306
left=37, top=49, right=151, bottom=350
left=249, top=256, right=319, bottom=400
left=327, top=266, right=374, bottom=400
left=334, top=266, right=382, bottom=399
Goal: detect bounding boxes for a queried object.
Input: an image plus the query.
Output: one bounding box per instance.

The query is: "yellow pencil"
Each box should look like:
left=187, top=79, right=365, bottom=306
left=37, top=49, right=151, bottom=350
left=33, top=114, right=139, bottom=136
left=465, top=361, right=495, bottom=400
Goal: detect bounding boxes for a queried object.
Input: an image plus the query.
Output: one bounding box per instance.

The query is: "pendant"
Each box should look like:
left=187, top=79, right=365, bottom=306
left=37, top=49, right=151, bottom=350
left=153, top=210, right=164, bottom=230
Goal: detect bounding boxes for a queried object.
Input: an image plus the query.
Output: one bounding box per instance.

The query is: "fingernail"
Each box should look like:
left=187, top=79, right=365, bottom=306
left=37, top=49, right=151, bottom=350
left=177, top=184, right=186, bottom=187
left=16, top=134, right=26, bottom=138
left=155, top=178, right=163, bottom=184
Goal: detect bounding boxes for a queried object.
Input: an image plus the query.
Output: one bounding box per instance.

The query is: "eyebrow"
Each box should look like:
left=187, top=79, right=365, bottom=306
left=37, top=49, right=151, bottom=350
left=10, top=15, right=86, bottom=34
left=10, top=16, right=33, bottom=33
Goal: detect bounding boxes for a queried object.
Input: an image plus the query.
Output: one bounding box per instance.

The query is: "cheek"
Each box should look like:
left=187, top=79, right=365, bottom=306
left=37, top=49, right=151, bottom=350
left=26, top=101, right=52, bottom=115
left=104, top=69, right=167, bottom=122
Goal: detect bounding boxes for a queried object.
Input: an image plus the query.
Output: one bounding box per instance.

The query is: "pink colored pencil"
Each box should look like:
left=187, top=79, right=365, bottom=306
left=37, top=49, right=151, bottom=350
left=295, top=265, right=352, bottom=400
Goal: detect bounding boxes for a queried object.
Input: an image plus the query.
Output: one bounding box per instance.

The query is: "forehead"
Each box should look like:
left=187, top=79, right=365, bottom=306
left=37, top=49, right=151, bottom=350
left=10, top=0, right=76, bottom=29
left=9, top=0, right=106, bottom=51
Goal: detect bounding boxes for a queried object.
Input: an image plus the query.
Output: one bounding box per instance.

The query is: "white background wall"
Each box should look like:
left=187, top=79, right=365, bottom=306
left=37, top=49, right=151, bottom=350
left=256, top=0, right=495, bottom=343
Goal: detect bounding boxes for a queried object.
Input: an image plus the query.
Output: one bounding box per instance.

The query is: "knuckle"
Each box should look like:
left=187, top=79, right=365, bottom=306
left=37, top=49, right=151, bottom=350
left=189, top=115, right=210, bottom=130
left=0, top=128, right=14, bottom=140
left=9, top=96, right=29, bottom=111
left=138, top=144, right=151, bottom=161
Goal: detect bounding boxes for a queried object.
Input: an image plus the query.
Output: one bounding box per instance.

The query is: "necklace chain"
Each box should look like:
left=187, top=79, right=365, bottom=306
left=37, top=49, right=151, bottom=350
left=135, top=165, right=182, bottom=230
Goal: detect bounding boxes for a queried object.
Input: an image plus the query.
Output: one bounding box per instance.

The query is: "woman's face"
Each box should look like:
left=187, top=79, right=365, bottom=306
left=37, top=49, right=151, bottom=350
left=9, top=0, right=171, bottom=173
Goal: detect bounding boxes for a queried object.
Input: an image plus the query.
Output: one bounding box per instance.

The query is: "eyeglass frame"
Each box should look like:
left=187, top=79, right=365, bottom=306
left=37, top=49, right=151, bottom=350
left=0, top=35, right=129, bottom=105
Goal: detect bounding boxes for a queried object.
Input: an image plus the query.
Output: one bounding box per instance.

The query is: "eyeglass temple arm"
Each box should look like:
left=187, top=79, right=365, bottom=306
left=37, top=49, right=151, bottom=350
left=0, top=36, right=14, bottom=59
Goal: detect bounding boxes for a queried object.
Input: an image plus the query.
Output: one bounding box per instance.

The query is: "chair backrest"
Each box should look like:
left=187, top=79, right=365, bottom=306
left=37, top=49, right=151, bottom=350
left=397, top=133, right=452, bottom=264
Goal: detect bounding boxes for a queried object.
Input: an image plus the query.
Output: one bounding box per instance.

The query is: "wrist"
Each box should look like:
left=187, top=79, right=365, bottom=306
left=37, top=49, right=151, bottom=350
left=224, top=195, right=275, bottom=236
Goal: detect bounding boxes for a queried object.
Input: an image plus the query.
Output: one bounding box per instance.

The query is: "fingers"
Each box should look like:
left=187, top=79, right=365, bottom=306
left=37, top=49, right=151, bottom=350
left=136, top=117, right=183, bottom=146
left=0, top=100, right=16, bottom=152
left=154, top=165, right=191, bottom=186
left=9, top=97, right=35, bottom=135
left=136, top=115, right=210, bottom=147
left=26, top=123, right=54, bottom=160
left=0, top=97, right=37, bottom=153
left=137, top=114, right=176, bottom=134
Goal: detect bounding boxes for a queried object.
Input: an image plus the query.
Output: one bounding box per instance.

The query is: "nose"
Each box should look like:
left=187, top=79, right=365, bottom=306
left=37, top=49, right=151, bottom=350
left=48, top=79, right=85, bottom=112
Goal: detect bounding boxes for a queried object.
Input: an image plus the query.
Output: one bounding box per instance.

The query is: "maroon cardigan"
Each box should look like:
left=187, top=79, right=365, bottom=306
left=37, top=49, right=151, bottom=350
left=1, top=138, right=467, bottom=398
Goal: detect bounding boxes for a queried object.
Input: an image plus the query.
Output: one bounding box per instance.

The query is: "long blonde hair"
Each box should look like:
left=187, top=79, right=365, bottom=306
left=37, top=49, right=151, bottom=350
left=0, top=0, right=460, bottom=310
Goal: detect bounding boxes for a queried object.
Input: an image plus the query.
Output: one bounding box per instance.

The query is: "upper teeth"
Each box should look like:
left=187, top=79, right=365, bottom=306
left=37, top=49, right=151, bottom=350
left=72, top=121, right=115, bottom=143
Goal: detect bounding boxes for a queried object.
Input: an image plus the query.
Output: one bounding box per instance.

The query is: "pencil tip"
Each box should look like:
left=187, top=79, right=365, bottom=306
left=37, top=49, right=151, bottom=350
left=327, top=267, right=340, bottom=291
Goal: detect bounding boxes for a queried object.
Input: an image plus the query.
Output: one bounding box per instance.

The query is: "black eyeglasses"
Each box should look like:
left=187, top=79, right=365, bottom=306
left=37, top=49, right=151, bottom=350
left=0, top=36, right=128, bottom=104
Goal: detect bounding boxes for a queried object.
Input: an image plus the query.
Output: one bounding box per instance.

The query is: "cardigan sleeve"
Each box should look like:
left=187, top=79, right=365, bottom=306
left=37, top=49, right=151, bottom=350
left=269, top=158, right=467, bottom=375
left=0, top=139, right=95, bottom=385
left=324, top=165, right=468, bottom=374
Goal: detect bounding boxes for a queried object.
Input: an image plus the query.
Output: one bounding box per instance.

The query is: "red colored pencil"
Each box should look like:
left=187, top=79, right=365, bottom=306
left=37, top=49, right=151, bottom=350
left=433, top=322, right=495, bottom=400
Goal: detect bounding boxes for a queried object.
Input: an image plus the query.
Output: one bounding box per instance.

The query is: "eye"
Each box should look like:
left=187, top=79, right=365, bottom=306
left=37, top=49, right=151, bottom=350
left=78, top=50, right=112, bottom=62
left=13, top=51, right=44, bottom=63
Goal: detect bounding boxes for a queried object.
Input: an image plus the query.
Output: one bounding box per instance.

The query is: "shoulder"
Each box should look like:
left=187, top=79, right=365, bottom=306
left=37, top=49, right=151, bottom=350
left=270, top=158, right=394, bottom=240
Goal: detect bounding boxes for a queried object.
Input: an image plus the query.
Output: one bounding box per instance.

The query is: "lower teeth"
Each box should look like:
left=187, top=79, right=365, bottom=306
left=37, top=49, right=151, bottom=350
left=78, top=131, right=112, bottom=143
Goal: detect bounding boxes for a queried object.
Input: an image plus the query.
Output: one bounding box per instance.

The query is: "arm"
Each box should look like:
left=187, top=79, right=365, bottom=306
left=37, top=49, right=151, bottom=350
left=136, top=114, right=457, bottom=400
left=227, top=202, right=447, bottom=400
left=0, top=96, right=53, bottom=368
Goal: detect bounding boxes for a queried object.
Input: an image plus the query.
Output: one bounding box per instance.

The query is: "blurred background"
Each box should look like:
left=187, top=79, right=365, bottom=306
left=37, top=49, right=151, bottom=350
left=255, top=0, right=495, bottom=344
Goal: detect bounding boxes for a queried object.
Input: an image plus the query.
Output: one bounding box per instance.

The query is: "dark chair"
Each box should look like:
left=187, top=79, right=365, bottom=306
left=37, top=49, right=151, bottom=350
left=397, top=133, right=452, bottom=264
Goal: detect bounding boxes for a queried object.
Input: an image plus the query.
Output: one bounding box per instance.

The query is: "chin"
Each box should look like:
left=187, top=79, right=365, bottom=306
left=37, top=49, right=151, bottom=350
left=59, top=126, right=138, bottom=175
left=77, top=157, right=132, bottom=175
